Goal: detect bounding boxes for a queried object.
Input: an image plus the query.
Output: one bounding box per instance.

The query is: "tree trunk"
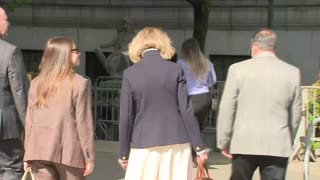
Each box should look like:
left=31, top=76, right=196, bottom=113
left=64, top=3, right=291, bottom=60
left=187, top=0, right=209, bottom=53
left=267, top=0, right=274, bottom=28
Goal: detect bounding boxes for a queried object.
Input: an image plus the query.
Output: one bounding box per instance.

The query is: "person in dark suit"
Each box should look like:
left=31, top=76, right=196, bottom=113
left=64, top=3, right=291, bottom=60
left=0, top=7, right=29, bottom=180
left=118, top=27, right=208, bottom=180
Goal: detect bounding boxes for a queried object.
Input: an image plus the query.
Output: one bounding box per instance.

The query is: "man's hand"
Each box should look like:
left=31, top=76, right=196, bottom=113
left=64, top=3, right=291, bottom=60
left=221, top=149, right=233, bottom=159
left=118, top=159, right=128, bottom=170
left=83, top=161, right=95, bottom=176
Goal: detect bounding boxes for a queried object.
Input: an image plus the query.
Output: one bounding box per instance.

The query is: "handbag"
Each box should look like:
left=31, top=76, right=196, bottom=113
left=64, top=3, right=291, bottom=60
left=194, top=162, right=213, bottom=180
left=21, top=167, right=35, bottom=180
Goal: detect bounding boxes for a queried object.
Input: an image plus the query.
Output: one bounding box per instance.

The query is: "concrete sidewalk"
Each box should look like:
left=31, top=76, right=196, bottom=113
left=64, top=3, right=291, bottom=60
left=87, top=141, right=320, bottom=180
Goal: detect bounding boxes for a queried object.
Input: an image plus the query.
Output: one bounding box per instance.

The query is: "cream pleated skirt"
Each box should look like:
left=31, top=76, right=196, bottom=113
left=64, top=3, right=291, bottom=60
left=125, top=143, right=192, bottom=180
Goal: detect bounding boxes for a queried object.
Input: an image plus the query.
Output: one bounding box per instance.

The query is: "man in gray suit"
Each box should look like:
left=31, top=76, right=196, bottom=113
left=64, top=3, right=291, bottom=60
left=217, top=29, right=301, bottom=180
left=0, top=7, right=29, bottom=180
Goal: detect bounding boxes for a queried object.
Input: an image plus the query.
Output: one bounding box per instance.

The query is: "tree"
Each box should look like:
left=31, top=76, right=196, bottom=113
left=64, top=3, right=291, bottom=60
left=186, top=0, right=209, bottom=53
left=0, top=0, right=29, bottom=13
left=267, top=0, right=274, bottom=28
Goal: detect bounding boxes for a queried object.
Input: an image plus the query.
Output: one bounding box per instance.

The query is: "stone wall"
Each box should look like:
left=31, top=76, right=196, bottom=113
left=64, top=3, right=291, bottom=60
left=1, top=0, right=320, bottom=84
left=3, top=0, right=320, bottom=30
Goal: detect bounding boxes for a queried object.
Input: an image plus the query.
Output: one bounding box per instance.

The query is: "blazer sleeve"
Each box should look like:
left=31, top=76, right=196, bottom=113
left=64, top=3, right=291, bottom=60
left=75, top=79, right=95, bottom=163
left=119, top=72, right=134, bottom=161
left=289, top=71, right=302, bottom=144
left=216, top=65, right=238, bottom=150
left=177, top=68, right=206, bottom=153
left=8, top=48, right=29, bottom=126
left=23, top=82, right=35, bottom=157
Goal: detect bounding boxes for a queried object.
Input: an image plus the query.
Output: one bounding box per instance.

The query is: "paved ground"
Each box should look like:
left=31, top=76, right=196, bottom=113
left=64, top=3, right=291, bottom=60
left=87, top=141, right=320, bottom=180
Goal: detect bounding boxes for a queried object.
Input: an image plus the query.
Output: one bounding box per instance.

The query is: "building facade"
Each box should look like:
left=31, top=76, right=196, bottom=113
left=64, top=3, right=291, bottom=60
left=1, top=0, right=320, bottom=84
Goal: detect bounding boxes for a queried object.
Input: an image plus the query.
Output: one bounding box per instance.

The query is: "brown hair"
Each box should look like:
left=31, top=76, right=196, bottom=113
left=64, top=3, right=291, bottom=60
left=181, top=38, right=209, bottom=81
left=35, top=37, right=75, bottom=107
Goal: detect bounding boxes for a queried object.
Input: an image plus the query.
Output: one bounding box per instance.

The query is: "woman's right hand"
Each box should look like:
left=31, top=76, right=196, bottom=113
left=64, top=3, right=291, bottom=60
left=23, top=162, right=29, bottom=171
left=197, top=152, right=208, bottom=164
left=84, top=161, right=95, bottom=176
left=118, top=159, right=128, bottom=170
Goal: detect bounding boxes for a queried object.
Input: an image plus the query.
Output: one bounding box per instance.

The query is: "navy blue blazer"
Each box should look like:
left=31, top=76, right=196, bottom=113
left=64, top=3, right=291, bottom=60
left=119, top=49, right=205, bottom=160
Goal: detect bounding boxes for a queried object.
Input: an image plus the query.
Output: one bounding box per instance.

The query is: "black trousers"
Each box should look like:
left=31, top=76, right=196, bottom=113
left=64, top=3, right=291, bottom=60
left=190, top=92, right=211, bottom=157
left=231, top=154, right=289, bottom=180
left=0, top=139, right=23, bottom=180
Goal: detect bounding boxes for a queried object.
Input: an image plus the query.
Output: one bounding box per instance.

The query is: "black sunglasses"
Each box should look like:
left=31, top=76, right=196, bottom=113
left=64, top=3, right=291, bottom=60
left=71, top=48, right=80, bottom=54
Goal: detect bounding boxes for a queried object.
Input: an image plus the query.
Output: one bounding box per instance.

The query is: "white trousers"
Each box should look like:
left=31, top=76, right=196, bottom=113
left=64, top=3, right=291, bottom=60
left=125, top=143, right=192, bottom=180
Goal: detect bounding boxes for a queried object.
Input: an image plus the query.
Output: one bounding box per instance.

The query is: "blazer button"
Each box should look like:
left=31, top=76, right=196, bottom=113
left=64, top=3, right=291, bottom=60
left=196, top=147, right=200, bottom=151
left=122, top=156, right=126, bottom=160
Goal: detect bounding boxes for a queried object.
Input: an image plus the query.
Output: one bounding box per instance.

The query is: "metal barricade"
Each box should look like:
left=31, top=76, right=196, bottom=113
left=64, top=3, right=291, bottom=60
left=304, top=117, right=320, bottom=180
left=93, top=76, right=225, bottom=143
left=292, top=86, right=320, bottom=162
left=207, top=81, right=225, bottom=128
left=202, top=81, right=225, bottom=150
left=94, top=76, right=122, bottom=141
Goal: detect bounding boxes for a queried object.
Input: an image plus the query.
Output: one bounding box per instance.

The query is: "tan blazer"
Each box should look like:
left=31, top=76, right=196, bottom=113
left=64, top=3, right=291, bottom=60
left=217, top=52, right=302, bottom=157
left=24, top=74, right=95, bottom=168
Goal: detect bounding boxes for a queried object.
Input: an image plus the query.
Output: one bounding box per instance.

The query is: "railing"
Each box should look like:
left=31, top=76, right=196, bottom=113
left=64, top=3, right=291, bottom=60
left=304, top=117, right=320, bottom=180
left=206, top=81, right=225, bottom=128
left=94, top=76, right=122, bottom=141
left=93, top=76, right=225, bottom=141
left=292, top=86, right=320, bottom=162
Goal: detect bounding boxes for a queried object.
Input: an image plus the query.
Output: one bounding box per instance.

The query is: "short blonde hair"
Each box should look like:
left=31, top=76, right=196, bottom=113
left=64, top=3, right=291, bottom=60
left=128, top=27, right=175, bottom=63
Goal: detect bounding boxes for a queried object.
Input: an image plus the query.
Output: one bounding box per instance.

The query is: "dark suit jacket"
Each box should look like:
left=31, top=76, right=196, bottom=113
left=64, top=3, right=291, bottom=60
left=119, top=49, right=205, bottom=160
left=0, top=39, right=29, bottom=139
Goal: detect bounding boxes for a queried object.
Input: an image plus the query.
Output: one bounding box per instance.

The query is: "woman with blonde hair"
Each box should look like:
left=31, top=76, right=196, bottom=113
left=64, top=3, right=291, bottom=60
left=177, top=38, right=216, bottom=167
left=23, top=37, right=95, bottom=180
left=118, top=27, right=208, bottom=180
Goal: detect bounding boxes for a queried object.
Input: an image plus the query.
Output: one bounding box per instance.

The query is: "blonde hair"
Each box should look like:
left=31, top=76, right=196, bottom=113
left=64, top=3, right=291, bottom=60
left=181, top=38, right=209, bottom=81
left=35, top=37, right=75, bottom=108
left=128, top=27, right=175, bottom=63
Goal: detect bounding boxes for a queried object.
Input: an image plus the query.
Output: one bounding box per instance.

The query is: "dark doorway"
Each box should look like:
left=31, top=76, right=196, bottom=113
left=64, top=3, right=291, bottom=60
left=209, top=55, right=250, bottom=81
left=85, top=52, right=111, bottom=83
left=21, top=50, right=43, bottom=74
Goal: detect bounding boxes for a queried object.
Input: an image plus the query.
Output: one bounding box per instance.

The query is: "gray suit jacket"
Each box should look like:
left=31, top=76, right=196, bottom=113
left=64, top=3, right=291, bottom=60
left=217, top=51, right=302, bottom=157
left=119, top=49, right=205, bottom=160
left=0, top=39, right=29, bottom=139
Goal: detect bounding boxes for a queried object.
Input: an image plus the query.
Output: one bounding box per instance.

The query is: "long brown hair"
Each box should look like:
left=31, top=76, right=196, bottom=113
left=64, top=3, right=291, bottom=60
left=35, top=37, right=75, bottom=108
left=181, top=38, right=209, bottom=81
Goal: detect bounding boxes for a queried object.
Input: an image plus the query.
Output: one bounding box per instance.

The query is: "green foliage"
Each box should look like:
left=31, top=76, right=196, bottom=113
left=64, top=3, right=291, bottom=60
left=306, top=80, right=320, bottom=149
left=2, top=0, right=29, bottom=24
left=313, top=142, right=320, bottom=149
left=7, top=0, right=30, bottom=13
